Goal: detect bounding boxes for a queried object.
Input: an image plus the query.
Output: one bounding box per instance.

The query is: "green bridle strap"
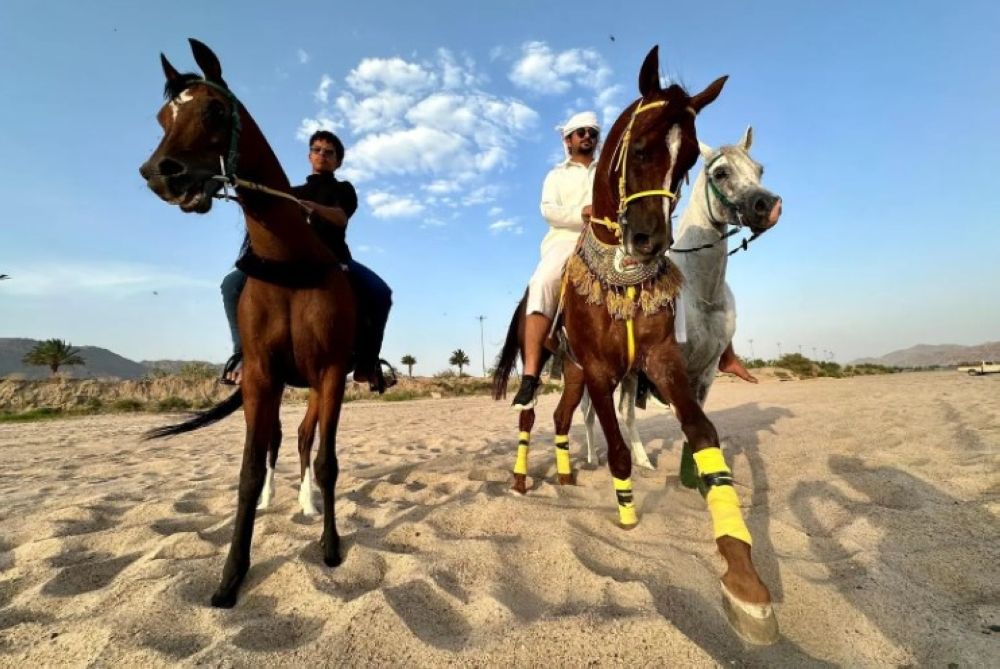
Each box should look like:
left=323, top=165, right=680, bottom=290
left=705, top=152, right=740, bottom=224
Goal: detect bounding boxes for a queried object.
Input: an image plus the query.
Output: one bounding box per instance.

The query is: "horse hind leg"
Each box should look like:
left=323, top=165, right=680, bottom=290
left=297, top=392, right=320, bottom=516
left=619, top=374, right=654, bottom=470
left=552, top=362, right=586, bottom=484
left=256, top=416, right=281, bottom=510
left=511, top=408, right=535, bottom=494
left=314, top=369, right=348, bottom=567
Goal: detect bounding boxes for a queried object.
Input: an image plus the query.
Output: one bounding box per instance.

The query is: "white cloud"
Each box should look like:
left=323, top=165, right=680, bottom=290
left=489, top=218, right=522, bottom=234
left=1, top=261, right=214, bottom=297
left=346, top=57, right=436, bottom=95
left=508, top=41, right=612, bottom=95
left=298, top=49, right=310, bottom=65
left=366, top=191, right=426, bottom=218
left=488, top=206, right=503, bottom=216
left=425, top=179, right=461, bottom=194
left=315, top=74, right=334, bottom=104
left=296, top=110, right=341, bottom=141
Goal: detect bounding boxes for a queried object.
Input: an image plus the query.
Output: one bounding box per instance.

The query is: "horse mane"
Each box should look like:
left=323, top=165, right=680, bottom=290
left=164, top=72, right=228, bottom=100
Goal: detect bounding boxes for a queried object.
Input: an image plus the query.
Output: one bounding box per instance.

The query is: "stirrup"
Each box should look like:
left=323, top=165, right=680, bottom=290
left=219, top=352, right=242, bottom=386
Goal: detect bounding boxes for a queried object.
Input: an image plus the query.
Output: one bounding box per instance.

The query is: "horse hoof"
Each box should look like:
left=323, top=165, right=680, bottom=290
left=210, top=588, right=238, bottom=609
left=300, top=506, right=319, bottom=517
left=557, top=473, right=576, bottom=485
left=618, top=520, right=638, bottom=531
left=511, top=474, right=528, bottom=494
left=323, top=552, right=343, bottom=568
left=720, top=582, right=779, bottom=645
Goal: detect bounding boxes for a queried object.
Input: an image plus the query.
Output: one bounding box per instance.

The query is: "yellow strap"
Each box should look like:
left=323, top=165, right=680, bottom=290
left=693, top=447, right=728, bottom=475
left=554, top=435, right=569, bottom=445
left=625, top=286, right=636, bottom=368
left=612, top=477, right=638, bottom=526
left=518, top=431, right=530, bottom=443
left=622, top=189, right=677, bottom=205
left=513, top=444, right=529, bottom=475
left=635, top=100, right=666, bottom=114
left=706, top=485, right=752, bottom=545
left=693, top=447, right=752, bottom=544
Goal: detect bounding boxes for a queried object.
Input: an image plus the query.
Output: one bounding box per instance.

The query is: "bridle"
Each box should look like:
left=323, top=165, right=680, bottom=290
left=592, top=98, right=686, bottom=241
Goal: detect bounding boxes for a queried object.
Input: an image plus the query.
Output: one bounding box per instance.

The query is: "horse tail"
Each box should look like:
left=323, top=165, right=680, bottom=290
left=142, top=389, right=244, bottom=440
left=492, top=291, right=526, bottom=400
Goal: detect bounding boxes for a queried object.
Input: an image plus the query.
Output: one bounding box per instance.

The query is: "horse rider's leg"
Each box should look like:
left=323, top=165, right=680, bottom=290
left=644, top=343, right=777, bottom=644
left=212, top=374, right=282, bottom=608
left=511, top=406, right=536, bottom=494
left=256, top=416, right=282, bottom=510
left=552, top=363, right=586, bottom=485
left=619, top=374, right=653, bottom=470
left=314, top=367, right=348, bottom=567
left=582, top=370, right=637, bottom=529
left=297, top=391, right=320, bottom=516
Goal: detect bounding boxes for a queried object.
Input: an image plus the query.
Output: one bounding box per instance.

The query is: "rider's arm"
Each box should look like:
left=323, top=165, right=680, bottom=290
left=540, top=169, right=589, bottom=230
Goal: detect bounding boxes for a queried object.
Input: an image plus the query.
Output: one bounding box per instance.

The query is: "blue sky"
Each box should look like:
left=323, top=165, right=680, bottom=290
left=1, top=1, right=997, bottom=372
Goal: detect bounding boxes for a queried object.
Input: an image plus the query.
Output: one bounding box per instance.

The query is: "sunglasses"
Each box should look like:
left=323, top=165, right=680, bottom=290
left=571, top=127, right=599, bottom=139
left=310, top=147, right=338, bottom=158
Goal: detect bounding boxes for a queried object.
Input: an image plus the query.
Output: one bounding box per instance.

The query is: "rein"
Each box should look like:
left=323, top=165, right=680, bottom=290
left=670, top=153, right=759, bottom=256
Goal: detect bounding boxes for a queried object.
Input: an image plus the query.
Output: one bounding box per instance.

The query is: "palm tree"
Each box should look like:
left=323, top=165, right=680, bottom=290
left=22, top=339, right=85, bottom=376
left=449, top=349, right=470, bottom=376
left=400, top=354, right=417, bottom=377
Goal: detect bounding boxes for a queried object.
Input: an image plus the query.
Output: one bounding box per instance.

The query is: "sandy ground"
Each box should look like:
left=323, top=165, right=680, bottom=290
left=0, top=371, right=997, bottom=667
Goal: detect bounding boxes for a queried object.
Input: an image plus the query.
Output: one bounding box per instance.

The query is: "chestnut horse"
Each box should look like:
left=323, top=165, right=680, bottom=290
left=494, top=47, right=777, bottom=643
left=140, top=40, right=354, bottom=607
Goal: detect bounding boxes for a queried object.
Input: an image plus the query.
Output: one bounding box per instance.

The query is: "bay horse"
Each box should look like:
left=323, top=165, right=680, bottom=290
left=140, top=39, right=354, bottom=607
left=579, top=127, right=783, bottom=466
left=494, top=46, right=778, bottom=643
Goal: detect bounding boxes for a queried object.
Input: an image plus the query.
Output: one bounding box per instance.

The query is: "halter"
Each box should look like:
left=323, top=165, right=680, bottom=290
left=172, top=78, right=311, bottom=211
left=593, top=98, right=680, bottom=240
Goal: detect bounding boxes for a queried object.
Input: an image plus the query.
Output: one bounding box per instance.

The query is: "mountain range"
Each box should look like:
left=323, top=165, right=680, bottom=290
left=0, top=338, right=217, bottom=380
left=850, top=342, right=1000, bottom=368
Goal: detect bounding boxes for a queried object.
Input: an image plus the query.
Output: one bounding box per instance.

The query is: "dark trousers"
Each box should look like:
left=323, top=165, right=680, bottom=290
left=219, top=261, right=392, bottom=362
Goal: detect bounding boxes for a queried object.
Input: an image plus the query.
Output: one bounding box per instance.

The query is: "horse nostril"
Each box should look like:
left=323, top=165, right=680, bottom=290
left=139, top=162, right=152, bottom=180
left=633, top=233, right=651, bottom=249
left=753, top=196, right=770, bottom=215
left=157, top=158, right=185, bottom=177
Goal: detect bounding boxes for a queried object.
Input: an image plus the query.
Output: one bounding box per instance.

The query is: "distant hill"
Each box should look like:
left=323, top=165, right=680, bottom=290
left=0, top=339, right=222, bottom=380
left=0, top=338, right=149, bottom=380
left=851, top=341, right=1000, bottom=368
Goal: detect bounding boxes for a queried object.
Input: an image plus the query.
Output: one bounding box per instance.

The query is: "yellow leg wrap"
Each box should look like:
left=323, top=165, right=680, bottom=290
left=694, top=447, right=752, bottom=545
left=513, top=432, right=530, bottom=475
left=613, top=477, right=638, bottom=526
left=554, top=435, right=571, bottom=475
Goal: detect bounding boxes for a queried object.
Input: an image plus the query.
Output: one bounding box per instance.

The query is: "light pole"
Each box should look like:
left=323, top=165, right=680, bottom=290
left=748, top=338, right=755, bottom=360
left=776, top=341, right=782, bottom=359
left=477, top=315, right=486, bottom=376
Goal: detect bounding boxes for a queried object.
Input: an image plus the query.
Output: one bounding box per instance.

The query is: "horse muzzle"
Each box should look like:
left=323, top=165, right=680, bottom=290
left=140, top=158, right=219, bottom=214
left=743, top=193, right=782, bottom=234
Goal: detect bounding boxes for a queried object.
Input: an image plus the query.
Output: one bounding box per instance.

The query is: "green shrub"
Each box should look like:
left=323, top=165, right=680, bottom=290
left=156, top=396, right=192, bottom=412
left=178, top=362, right=219, bottom=380
left=112, top=398, right=145, bottom=412
left=0, top=407, right=64, bottom=422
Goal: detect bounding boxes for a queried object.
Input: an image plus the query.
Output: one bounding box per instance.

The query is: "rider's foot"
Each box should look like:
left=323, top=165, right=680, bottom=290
left=220, top=352, right=242, bottom=386
left=511, top=374, right=540, bottom=410
left=719, top=348, right=758, bottom=384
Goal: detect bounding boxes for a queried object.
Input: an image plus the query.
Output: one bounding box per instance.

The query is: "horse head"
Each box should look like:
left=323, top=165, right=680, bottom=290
left=594, top=46, right=727, bottom=263
left=139, top=39, right=241, bottom=214
left=697, top=127, right=782, bottom=234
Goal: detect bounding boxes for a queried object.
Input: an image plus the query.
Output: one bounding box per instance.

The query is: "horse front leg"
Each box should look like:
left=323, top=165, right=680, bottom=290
left=212, top=378, right=282, bottom=608
left=583, top=370, right=637, bottom=529
left=297, top=391, right=320, bottom=516
left=552, top=362, right=586, bottom=485
left=314, top=368, right=348, bottom=567
left=511, top=407, right=536, bottom=494
left=645, top=344, right=778, bottom=645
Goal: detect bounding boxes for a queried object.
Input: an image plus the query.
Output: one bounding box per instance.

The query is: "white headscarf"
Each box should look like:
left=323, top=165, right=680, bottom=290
left=559, top=111, right=600, bottom=137
left=558, top=111, right=601, bottom=158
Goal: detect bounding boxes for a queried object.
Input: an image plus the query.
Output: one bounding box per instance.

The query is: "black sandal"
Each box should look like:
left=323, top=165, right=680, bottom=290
left=368, top=359, right=399, bottom=394
left=219, top=352, right=242, bottom=385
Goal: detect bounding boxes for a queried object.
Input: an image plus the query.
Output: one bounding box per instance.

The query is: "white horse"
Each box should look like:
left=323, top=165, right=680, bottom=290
left=581, top=127, right=782, bottom=466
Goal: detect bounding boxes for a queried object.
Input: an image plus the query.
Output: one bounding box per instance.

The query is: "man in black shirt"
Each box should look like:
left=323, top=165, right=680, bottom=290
left=219, top=130, right=393, bottom=390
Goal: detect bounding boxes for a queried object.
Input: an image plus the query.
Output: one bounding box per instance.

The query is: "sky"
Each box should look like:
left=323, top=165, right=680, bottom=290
left=1, top=0, right=998, bottom=373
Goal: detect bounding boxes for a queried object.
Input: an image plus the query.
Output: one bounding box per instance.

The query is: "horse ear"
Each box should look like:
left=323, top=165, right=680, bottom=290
left=189, top=38, right=224, bottom=84
left=739, top=125, right=753, bottom=151
left=690, top=75, right=728, bottom=114
left=638, top=45, right=662, bottom=97
left=699, top=141, right=714, bottom=162
left=160, top=53, right=180, bottom=83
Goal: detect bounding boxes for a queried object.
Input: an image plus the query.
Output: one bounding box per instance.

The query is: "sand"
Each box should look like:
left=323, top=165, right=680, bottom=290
left=0, top=371, right=997, bottom=667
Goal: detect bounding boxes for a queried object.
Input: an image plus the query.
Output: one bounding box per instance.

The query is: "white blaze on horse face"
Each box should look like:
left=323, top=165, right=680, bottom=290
left=169, top=90, right=194, bottom=121
left=663, top=124, right=683, bottom=221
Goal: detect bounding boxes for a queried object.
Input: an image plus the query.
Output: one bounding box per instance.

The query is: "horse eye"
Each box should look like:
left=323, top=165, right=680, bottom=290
left=205, top=100, right=226, bottom=122
left=713, top=168, right=729, bottom=180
